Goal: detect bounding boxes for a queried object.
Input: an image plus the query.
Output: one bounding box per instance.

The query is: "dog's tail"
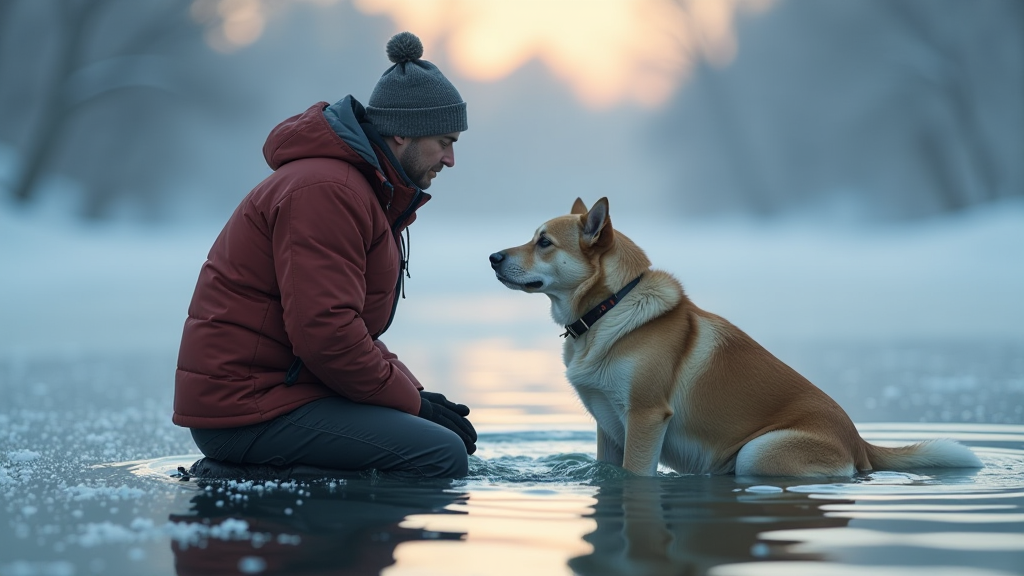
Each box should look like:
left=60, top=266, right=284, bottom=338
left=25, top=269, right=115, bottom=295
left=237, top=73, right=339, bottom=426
left=864, top=439, right=982, bottom=471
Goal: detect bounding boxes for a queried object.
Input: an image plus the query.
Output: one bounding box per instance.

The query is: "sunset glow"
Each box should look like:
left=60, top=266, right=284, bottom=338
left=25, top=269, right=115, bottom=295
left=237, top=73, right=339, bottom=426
left=190, top=0, right=339, bottom=53
left=388, top=491, right=597, bottom=576
left=355, top=0, right=773, bottom=108
left=192, top=0, right=772, bottom=108
left=454, top=338, right=591, bottom=426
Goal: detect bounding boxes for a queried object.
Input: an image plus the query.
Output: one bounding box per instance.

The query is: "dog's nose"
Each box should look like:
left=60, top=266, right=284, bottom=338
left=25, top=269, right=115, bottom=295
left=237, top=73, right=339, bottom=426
left=489, top=252, right=505, bottom=269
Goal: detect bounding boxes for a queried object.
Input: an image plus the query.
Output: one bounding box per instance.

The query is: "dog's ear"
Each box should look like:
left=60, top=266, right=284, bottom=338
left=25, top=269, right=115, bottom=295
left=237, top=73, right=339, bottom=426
left=582, top=197, right=613, bottom=248
left=571, top=198, right=588, bottom=215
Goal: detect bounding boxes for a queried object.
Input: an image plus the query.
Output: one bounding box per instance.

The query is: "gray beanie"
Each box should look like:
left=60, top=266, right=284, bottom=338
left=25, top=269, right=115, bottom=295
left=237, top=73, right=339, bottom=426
left=366, top=31, right=468, bottom=138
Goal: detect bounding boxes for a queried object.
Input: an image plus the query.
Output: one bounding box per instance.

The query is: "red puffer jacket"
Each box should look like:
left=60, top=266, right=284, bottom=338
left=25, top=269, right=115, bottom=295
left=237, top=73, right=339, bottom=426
left=173, top=98, right=429, bottom=429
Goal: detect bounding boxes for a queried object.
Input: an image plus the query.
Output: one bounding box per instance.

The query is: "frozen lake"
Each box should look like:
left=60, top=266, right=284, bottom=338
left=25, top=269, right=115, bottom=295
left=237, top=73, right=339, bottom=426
left=2, top=200, right=1023, bottom=574
left=1, top=363, right=1023, bottom=576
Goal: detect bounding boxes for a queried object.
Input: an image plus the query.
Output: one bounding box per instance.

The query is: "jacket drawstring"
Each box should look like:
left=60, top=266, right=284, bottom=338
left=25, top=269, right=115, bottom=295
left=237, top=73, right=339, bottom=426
left=398, top=227, right=411, bottom=299
left=382, top=179, right=394, bottom=211
left=404, top=227, right=411, bottom=279
left=284, top=356, right=303, bottom=386
left=376, top=186, right=423, bottom=339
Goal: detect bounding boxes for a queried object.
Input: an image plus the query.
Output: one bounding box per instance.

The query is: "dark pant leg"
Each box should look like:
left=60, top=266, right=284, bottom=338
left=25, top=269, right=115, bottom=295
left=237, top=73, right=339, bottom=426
left=191, top=397, right=468, bottom=478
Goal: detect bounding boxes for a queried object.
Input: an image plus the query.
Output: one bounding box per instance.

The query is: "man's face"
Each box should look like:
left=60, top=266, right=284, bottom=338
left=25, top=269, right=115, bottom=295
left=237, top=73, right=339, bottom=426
left=397, top=132, right=459, bottom=190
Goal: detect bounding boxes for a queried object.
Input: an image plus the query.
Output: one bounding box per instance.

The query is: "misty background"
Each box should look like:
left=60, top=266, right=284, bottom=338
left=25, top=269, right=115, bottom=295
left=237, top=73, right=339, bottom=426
left=2, top=0, right=1020, bottom=222
left=0, top=0, right=1022, bottom=425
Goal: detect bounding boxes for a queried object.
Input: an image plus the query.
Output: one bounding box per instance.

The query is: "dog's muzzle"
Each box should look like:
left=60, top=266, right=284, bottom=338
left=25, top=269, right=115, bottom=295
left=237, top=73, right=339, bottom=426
left=489, top=252, right=543, bottom=290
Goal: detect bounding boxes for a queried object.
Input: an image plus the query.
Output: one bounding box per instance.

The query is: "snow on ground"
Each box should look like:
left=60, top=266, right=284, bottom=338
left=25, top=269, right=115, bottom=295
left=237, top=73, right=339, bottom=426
left=1, top=199, right=1022, bottom=359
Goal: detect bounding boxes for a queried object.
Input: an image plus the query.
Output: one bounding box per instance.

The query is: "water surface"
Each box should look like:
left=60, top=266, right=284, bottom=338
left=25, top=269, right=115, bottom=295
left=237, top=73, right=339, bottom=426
left=2, top=344, right=1023, bottom=576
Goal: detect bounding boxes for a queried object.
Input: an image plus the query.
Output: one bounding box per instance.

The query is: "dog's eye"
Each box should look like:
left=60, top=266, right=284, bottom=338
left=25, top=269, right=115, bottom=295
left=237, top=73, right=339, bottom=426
left=537, top=236, right=552, bottom=248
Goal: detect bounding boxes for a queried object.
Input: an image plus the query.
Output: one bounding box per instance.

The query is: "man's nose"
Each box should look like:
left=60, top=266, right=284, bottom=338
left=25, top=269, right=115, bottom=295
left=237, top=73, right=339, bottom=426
left=489, top=252, right=505, bottom=269
left=443, top=146, right=455, bottom=168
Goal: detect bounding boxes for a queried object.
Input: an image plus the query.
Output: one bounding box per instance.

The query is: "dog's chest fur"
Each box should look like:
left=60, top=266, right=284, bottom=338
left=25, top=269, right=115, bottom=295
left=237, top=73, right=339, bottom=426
left=564, top=348, right=634, bottom=444
left=560, top=273, right=722, bottom=473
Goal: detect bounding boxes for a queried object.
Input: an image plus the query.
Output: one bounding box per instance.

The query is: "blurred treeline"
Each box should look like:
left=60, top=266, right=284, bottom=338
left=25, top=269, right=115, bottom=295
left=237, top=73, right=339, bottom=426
left=0, top=0, right=225, bottom=219
left=0, top=0, right=1021, bottom=221
left=657, top=0, right=1024, bottom=219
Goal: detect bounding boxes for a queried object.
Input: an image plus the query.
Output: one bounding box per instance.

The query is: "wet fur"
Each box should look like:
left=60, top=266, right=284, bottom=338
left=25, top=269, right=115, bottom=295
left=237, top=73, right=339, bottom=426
left=491, top=197, right=982, bottom=477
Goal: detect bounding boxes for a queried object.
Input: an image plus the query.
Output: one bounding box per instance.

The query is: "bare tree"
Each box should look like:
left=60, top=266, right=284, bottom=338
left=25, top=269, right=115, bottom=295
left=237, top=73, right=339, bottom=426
left=671, top=1, right=774, bottom=215
left=654, top=0, right=1024, bottom=219
left=887, top=0, right=1006, bottom=210
left=0, top=0, right=209, bottom=217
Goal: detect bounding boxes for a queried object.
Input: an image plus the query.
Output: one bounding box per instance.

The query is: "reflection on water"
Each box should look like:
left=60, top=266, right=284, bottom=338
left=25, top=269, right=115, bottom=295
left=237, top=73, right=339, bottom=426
left=166, top=478, right=466, bottom=576
left=99, top=425, right=1023, bottom=576
left=1, top=343, right=1022, bottom=576
left=569, top=476, right=852, bottom=576
left=390, top=489, right=596, bottom=576
left=453, top=338, right=589, bottom=426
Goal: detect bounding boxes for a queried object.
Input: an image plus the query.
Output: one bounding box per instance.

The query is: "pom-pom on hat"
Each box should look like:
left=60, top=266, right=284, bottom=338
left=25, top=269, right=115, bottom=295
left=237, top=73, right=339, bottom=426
left=366, top=31, right=468, bottom=138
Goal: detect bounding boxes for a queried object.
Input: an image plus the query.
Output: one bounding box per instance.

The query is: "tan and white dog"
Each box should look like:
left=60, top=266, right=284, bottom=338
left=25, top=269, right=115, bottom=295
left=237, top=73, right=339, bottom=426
left=489, top=197, right=983, bottom=477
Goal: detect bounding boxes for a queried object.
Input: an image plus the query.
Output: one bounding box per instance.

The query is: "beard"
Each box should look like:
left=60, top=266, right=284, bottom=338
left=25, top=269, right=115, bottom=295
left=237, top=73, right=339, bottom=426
left=398, top=139, right=443, bottom=189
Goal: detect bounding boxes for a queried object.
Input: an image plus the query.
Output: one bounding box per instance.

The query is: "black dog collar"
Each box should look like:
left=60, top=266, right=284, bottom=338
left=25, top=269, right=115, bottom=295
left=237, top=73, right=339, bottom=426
left=561, top=275, right=644, bottom=339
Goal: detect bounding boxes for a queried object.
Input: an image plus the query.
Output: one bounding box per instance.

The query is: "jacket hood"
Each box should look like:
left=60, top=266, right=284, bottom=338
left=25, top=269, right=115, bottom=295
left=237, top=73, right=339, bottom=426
left=262, top=97, right=430, bottom=231
left=263, top=97, right=378, bottom=173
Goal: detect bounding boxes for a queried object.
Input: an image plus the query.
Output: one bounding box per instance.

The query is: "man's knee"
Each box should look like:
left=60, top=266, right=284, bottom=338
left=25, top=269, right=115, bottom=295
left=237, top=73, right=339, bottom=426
left=416, top=428, right=469, bottom=478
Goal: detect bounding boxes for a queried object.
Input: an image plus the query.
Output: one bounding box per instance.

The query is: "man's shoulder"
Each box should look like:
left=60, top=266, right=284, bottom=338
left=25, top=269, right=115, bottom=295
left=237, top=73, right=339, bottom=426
left=238, top=158, right=389, bottom=232
left=273, top=156, right=373, bottom=189
left=255, top=157, right=379, bottom=206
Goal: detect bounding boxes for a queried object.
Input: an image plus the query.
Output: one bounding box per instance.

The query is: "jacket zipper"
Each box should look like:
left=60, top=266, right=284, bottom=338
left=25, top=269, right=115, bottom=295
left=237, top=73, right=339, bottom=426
left=374, top=186, right=424, bottom=339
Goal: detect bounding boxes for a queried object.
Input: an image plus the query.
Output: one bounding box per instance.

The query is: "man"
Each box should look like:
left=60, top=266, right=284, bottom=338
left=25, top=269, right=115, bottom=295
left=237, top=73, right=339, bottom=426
left=172, top=32, right=476, bottom=478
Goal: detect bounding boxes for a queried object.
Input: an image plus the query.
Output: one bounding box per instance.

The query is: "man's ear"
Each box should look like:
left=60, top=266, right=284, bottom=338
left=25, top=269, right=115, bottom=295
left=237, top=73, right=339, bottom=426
left=384, top=135, right=409, bottom=156
left=582, top=197, right=613, bottom=248
left=571, top=198, right=587, bottom=215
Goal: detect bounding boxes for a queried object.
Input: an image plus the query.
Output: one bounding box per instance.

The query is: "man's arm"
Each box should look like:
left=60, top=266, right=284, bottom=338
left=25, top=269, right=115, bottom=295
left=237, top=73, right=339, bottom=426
left=272, top=182, right=421, bottom=414
left=374, top=339, right=423, bottom=390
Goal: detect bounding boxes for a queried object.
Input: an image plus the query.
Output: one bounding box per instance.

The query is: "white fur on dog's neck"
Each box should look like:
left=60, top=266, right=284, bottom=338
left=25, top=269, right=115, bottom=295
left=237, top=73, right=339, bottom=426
left=566, top=270, right=683, bottom=358
left=549, top=230, right=654, bottom=327
left=547, top=293, right=576, bottom=327
left=552, top=244, right=683, bottom=364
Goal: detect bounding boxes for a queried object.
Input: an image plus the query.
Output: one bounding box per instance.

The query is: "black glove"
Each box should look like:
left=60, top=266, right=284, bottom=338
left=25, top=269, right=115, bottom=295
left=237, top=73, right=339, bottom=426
left=417, top=391, right=478, bottom=455
left=420, top=391, right=471, bottom=417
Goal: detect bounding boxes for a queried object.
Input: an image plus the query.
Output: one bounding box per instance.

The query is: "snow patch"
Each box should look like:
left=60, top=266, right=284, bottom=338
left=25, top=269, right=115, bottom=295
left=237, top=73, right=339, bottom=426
left=745, top=485, right=784, bottom=493
left=166, top=517, right=252, bottom=549
left=238, top=557, right=267, bottom=574
left=7, top=450, right=41, bottom=463
left=75, top=522, right=140, bottom=548
left=69, top=517, right=262, bottom=549
left=62, top=515, right=304, bottom=551
left=66, top=484, right=146, bottom=502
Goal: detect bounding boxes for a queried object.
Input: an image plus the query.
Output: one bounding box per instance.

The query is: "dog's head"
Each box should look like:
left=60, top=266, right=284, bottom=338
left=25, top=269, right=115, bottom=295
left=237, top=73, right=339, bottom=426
left=489, top=197, right=614, bottom=295
left=490, top=197, right=643, bottom=324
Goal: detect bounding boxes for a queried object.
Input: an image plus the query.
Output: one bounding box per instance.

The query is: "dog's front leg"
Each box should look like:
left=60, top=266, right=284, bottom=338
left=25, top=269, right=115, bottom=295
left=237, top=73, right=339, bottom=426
left=622, top=409, right=672, bottom=475
left=596, top=425, right=624, bottom=466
